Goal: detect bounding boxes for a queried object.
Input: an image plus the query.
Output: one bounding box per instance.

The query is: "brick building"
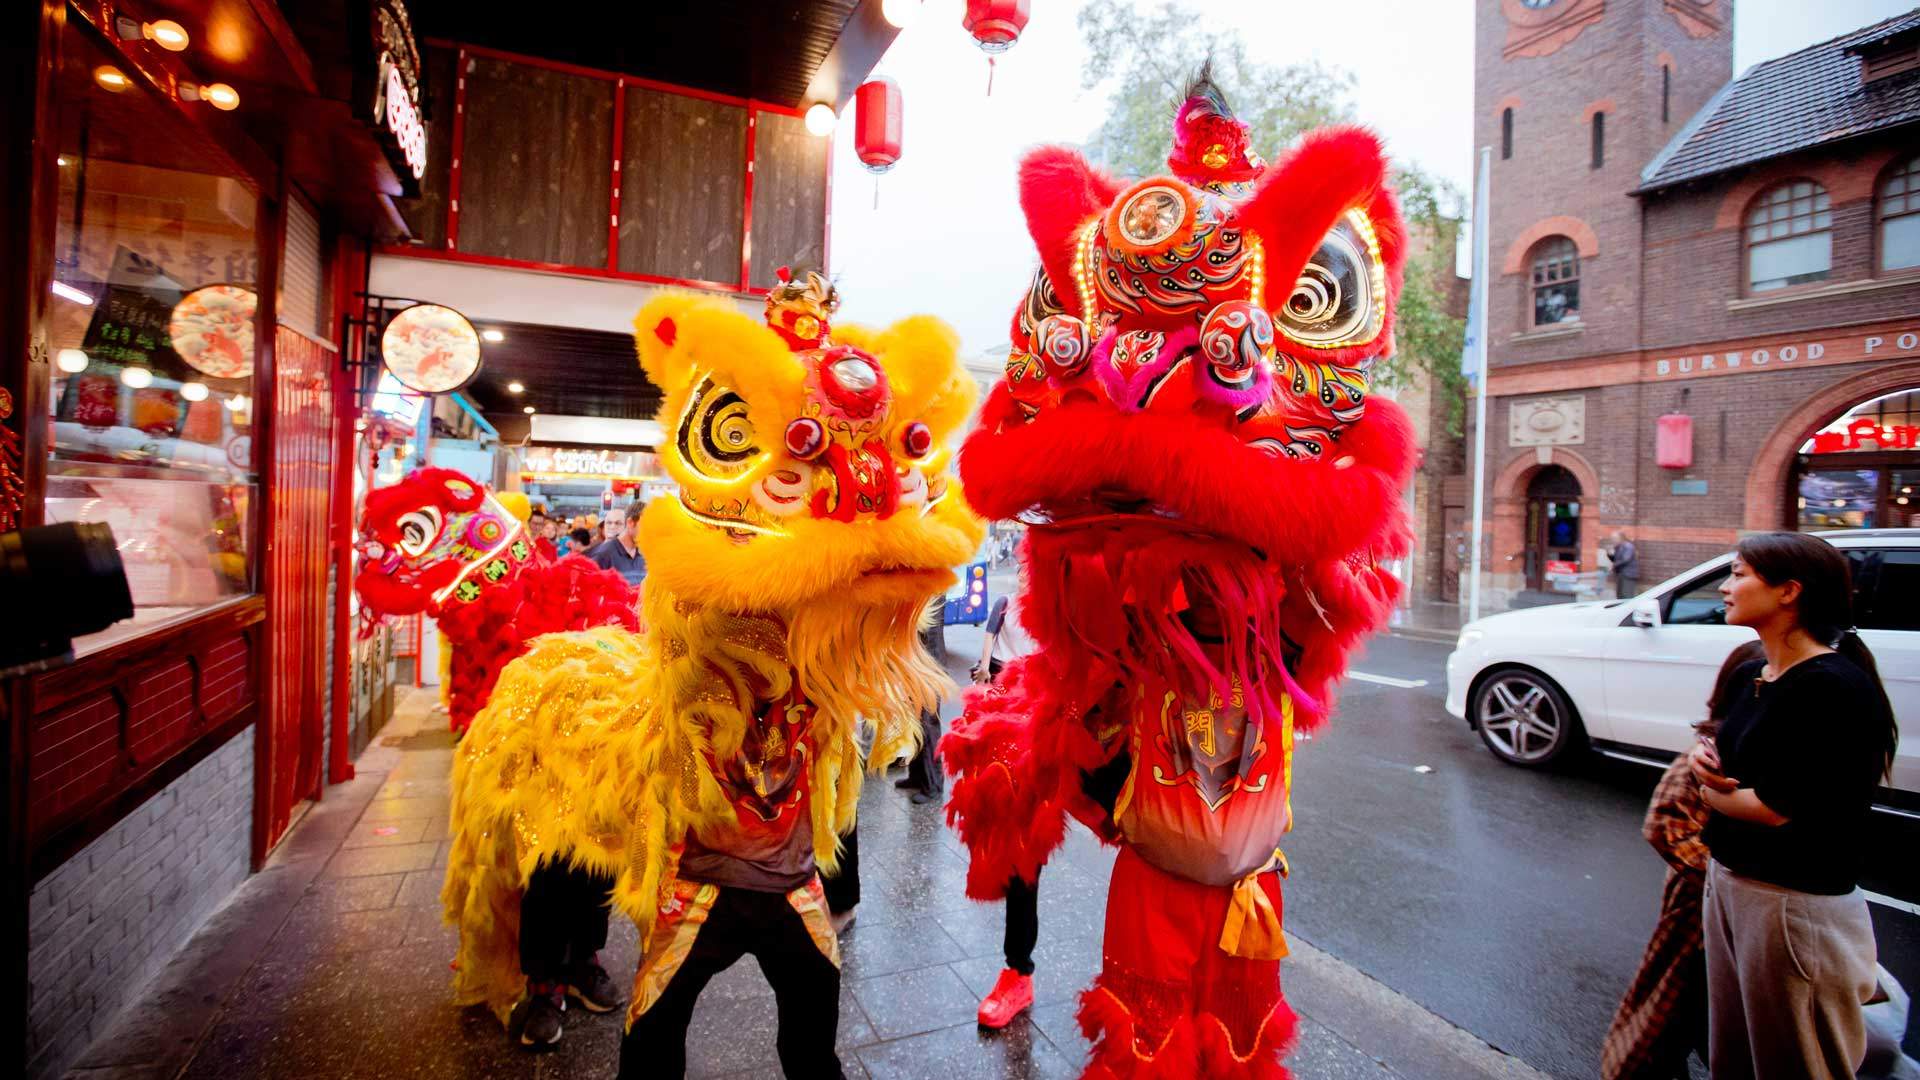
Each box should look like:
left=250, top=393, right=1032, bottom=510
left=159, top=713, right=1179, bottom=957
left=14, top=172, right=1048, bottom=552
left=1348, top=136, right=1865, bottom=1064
left=1468, top=0, right=1920, bottom=606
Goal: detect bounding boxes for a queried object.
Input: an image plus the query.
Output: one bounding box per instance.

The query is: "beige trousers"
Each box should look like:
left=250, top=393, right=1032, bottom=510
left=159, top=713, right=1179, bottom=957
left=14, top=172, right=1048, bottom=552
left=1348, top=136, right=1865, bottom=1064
left=1704, top=859, right=1878, bottom=1079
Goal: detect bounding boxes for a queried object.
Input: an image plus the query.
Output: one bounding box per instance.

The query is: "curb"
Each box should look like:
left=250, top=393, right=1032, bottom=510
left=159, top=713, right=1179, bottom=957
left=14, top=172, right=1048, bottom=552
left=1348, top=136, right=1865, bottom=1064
left=1284, top=933, right=1555, bottom=1080
left=1386, top=626, right=1462, bottom=646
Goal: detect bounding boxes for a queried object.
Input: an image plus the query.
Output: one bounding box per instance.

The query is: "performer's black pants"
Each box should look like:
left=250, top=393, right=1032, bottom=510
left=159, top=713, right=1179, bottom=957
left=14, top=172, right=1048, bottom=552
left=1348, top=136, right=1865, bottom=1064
left=823, top=825, right=859, bottom=914
left=519, top=860, right=613, bottom=983
left=901, top=707, right=946, bottom=795
left=617, top=887, right=844, bottom=1079
left=1005, top=872, right=1039, bottom=976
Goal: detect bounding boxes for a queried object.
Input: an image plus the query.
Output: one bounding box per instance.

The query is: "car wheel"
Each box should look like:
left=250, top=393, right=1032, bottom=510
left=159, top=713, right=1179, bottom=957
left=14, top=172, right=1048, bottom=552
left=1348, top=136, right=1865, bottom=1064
left=1472, top=668, right=1581, bottom=767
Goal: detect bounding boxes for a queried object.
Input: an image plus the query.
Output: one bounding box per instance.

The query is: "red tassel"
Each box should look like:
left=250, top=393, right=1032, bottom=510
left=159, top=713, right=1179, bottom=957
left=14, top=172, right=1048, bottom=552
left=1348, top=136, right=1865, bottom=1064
left=986, top=55, right=995, bottom=96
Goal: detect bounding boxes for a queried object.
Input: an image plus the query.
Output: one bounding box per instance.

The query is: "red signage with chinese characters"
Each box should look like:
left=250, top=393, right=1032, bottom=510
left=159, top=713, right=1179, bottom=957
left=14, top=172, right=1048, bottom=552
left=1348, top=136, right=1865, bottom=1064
left=1810, top=419, right=1920, bottom=455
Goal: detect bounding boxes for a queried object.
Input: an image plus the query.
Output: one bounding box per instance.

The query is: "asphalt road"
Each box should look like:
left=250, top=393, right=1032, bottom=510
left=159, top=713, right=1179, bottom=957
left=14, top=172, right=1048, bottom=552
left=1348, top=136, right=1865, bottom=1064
left=1281, top=632, right=1920, bottom=1079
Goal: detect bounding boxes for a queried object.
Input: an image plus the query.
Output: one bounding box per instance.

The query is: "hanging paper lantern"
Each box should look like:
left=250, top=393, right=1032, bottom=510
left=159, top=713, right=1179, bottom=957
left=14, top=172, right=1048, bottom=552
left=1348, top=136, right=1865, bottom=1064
left=855, top=77, right=903, bottom=208
left=854, top=78, right=903, bottom=174
left=963, top=0, right=1031, bottom=94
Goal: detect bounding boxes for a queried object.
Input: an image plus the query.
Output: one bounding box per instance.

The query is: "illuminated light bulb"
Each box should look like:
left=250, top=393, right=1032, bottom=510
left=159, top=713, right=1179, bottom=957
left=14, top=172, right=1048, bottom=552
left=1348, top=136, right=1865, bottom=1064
left=145, top=19, right=189, bottom=51
left=507, top=381, right=525, bottom=394
left=881, top=0, right=921, bottom=29
left=523, top=405, right=536, bottom=414
left=481, top=328, right=505, bottom=343
left=94, top=67, right=132, bottom=92
left=56, top=348, right=89, bottom=373
left=804, top=103, right=836, bottom=137
left=181, top=381, right=209, bottom=401
left=202, top=83, right=240, bottom=110
left=56, top=156, right=69, bottom=167
left=51, top=280, right=93, bottom=305
left=121, top=365, right=153, bottom=388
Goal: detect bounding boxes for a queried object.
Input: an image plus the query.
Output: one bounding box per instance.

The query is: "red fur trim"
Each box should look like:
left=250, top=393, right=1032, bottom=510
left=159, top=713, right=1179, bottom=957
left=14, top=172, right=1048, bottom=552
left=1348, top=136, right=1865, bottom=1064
left=1018, top=147, right=1124, bottom=320
left=1078, top=983, right=1297, bottom=1079
left=959, top=395, right=1417, bottom=574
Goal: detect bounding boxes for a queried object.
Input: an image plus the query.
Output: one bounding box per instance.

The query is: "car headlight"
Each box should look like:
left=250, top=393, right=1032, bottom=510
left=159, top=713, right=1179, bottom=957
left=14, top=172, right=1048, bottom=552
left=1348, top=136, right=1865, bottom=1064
left=1456, top=629, right=1484, bottom=650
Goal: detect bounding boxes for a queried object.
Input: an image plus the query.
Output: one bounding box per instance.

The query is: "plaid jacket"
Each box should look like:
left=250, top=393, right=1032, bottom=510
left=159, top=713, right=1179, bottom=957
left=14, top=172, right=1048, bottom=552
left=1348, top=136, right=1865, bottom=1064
left=1600, top=757, right=1711, bottom=1080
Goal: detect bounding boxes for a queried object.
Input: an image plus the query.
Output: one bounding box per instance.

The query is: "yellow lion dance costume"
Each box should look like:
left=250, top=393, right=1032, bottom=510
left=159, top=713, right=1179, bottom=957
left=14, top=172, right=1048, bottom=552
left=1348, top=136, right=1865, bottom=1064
left=441, top=289, right=982, bottom=1068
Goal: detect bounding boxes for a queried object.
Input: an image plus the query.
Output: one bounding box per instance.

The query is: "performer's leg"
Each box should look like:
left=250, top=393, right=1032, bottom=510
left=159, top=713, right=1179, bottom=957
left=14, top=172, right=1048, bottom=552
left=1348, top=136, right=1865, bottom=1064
left=822, top=825, right=860, bottom=920
left=980, top=870, right=1039, bottom=1028
left=619, top=887, right=750, bottom=1079
left=562, top=865, right=621, bottom=1012
left=1004, top=871, right=1039, bottom=975
left=513, top=859, right=577, bottom=1046
left=751, top=881, right=846, bottom=1079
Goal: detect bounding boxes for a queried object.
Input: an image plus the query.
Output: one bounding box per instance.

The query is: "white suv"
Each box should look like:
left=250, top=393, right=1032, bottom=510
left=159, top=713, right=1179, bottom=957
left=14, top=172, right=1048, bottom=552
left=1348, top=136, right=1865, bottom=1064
left=1444, top=530, right=1918, bottom=810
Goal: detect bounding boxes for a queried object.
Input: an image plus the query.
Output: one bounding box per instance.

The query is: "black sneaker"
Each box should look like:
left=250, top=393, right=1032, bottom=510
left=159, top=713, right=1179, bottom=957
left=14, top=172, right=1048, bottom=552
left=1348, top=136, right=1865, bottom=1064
left=566, top=953, right=623, bottom=1014
left=510, top=982, right=566, bottom=1048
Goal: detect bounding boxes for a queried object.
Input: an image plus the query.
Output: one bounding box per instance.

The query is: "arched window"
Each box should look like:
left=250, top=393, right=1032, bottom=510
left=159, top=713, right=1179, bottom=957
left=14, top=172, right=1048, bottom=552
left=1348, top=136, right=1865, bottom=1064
left=1878, top=156, right=1920, bottom=273
left=1529, top=236, right=1579, bottom=326
left=1745, top=180, right=1831, bottom=292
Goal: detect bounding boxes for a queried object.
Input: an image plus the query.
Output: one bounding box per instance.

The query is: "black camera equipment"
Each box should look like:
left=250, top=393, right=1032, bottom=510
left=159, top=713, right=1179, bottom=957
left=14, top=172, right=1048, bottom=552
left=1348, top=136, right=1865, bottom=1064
left=0, top=521, right=134, bottom=679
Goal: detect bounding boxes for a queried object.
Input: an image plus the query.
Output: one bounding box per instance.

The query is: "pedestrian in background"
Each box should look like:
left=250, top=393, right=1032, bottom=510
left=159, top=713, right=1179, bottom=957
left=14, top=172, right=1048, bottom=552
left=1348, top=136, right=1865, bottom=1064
left=1610, top=530, right=1640, bottom=598
left=589, top=502, right=647, bottom=588
left=1689, top=531, right=1898, bottom=1079
left=894, top=605, right=949, bottom=806
left=1601, top=639, right=1763, bottom=1080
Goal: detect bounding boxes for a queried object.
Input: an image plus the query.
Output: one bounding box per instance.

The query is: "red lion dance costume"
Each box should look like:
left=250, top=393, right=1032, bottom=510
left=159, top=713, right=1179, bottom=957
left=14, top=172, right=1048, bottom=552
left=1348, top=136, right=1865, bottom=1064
left=354, top=469, right=639, bottom=733
left=943, top=75, right=1416, bottom=1078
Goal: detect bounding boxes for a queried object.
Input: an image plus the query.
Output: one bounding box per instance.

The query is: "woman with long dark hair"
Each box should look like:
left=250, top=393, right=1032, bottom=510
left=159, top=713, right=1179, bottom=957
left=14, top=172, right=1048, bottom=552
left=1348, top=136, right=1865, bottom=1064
left=1689, top=531, right=1898, bottom=1078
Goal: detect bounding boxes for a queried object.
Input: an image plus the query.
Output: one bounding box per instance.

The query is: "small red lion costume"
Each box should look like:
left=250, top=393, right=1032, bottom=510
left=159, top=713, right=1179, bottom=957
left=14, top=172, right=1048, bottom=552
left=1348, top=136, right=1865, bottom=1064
left=354, top=468, right=639, bottom=732
left=942, top=72, right=1416, bottom=1079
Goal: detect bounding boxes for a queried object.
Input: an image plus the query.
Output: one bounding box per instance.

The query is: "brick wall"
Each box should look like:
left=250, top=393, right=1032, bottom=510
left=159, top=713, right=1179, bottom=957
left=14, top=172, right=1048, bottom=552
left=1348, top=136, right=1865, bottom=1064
left=1641, top=136, right=1920, bottom=350
left=1474, top=0, right=1733, bottom=371
left=25, top=727, right=255, bottom=1080
left=1480, top=358, right=1900, bottom=589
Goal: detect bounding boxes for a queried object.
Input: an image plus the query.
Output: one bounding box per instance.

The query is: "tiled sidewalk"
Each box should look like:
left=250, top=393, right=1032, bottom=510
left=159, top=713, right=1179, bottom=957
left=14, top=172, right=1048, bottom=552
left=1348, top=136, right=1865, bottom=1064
left=68, top=660, right=1548, bottom=1080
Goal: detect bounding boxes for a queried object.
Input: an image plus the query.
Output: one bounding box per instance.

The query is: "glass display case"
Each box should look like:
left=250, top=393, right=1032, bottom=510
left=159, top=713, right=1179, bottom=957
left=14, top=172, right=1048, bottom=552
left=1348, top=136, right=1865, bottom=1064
left=45, top=23, right=263, bottom=653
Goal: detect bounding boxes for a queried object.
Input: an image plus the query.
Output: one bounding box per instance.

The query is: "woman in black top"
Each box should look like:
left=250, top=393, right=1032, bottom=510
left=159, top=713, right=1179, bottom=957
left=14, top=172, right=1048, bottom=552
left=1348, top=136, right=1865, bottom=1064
left=1687, top=531, right=1898, bottom=1079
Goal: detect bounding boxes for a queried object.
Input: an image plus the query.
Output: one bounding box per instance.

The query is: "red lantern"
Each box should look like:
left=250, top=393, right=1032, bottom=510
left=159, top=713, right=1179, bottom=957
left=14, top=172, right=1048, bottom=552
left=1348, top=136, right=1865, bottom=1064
left=963, top=0, right=1031, bottom=94
left=1656, top=412, right=1693, bottom=469
left=854, top=78, right=902, bottom=174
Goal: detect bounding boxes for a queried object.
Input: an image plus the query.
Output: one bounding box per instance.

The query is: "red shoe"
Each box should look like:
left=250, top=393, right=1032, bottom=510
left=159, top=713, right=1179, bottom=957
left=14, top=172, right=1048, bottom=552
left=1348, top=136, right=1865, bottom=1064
left=977, top=968, right=1034, bottom=1029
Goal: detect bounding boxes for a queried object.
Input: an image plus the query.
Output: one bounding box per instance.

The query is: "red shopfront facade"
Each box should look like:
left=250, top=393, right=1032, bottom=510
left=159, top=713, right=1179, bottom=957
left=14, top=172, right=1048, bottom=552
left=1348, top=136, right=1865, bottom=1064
left=2, top=2, right=420, bottom=1073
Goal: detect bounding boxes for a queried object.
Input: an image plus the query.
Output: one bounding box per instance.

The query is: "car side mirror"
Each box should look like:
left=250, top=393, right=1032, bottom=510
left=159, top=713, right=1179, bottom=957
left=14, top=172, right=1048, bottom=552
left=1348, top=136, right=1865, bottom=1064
left=1628, top=607, right=1656, bottom=629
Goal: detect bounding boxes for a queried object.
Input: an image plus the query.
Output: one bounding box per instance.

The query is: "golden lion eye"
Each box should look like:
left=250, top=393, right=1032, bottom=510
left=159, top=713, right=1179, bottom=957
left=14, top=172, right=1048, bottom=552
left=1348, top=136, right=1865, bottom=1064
left=677, top=377, right=760, bottom=481
left=396, top=508, right=441, bottom=557
left=1275, top=209, right=1386, bottom=350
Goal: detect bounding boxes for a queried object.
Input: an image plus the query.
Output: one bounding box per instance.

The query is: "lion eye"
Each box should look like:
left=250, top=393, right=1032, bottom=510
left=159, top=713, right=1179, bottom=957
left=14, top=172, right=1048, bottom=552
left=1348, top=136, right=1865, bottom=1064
left=396, top=509, right=441, bottom=557
left=677, top=377, right=760, bottom=481
left=1274, top=209, right=1385, bottom=350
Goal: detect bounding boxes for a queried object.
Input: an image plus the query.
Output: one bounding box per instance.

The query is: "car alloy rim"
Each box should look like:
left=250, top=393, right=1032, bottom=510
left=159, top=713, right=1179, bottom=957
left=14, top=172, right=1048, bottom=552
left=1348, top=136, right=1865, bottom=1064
left=1480, top=676, right=1560, bottom=761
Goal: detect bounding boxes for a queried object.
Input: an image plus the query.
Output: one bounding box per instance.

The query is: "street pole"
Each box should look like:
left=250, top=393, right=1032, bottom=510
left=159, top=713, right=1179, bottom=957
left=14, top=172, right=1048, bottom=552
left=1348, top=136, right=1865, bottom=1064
left=1467, top=146, right=1492, bottom=625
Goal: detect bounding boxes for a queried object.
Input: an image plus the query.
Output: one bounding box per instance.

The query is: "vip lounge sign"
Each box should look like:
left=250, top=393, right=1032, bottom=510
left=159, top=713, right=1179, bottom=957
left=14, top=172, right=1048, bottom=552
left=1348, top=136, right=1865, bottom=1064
left=520, top=447, right=659, bottom=482
left=369, top=0, right=426, bottom=187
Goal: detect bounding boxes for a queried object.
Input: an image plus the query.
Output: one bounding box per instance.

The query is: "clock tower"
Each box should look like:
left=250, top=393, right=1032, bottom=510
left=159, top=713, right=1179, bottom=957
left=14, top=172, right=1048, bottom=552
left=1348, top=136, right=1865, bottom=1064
left=1475, top=0, right=1733, bottom=365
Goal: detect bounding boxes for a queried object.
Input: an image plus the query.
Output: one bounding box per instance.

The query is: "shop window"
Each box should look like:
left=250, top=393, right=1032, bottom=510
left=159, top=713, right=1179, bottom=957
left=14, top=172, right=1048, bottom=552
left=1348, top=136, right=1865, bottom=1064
left=1892, top=469, right=1920, bottom=528
left=1878, top=156, right=1920, bottom=273
left=1590, top=112, right=1604, bottom=169
left=1797, top=469, right=1877, bottom=530
left=1501, top=107, right=1513, bottom=160
left=45, top=23, right=262, bottom=653
left=1528, top=236, right=1580, bottom=326
left=1745, top=180, right=1831, bottom=292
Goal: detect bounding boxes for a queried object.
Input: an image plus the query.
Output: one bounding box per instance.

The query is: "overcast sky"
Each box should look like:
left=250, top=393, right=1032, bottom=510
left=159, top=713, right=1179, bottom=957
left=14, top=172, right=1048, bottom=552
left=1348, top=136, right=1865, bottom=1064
left=825, top=0, right=1917, bottom=358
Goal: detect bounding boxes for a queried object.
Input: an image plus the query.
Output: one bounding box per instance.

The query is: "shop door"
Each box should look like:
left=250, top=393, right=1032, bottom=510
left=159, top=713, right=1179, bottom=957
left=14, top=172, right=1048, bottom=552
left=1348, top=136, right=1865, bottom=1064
left=260, top=327, right=336, bottom=857
left=1524, top=466, right=1582, bottom=592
